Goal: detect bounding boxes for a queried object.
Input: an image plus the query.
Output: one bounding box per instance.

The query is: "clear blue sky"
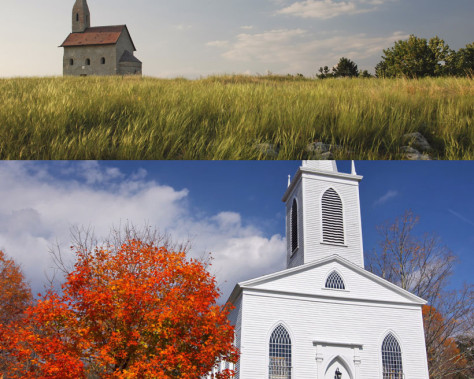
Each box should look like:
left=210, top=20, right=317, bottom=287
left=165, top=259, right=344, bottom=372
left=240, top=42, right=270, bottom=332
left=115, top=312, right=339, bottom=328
left=0, top=160, right=472, bottom=301
left=1, top=0, right=473, bottom=77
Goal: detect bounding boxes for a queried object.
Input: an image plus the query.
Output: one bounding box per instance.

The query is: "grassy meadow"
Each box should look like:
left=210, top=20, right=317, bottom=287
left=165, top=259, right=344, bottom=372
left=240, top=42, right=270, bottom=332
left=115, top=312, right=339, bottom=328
left=0, top=75, right=472, bottom=159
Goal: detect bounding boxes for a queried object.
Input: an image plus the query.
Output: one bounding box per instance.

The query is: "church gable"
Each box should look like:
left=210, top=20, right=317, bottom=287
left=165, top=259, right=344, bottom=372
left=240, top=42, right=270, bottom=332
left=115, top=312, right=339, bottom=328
left=238, top=256, right=425, bottom=306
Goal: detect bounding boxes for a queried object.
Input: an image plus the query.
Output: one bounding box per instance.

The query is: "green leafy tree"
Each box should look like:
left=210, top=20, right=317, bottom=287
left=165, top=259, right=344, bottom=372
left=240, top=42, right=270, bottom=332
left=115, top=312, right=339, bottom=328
left=428, top=36, right=455, bottom=76
left=317, top=65, right=332, bottom=79
left=332, top=57, right=359, bottom=78
left=376, top=35, right=437, bottom=78
left=451, top=42, right=474, bottom=76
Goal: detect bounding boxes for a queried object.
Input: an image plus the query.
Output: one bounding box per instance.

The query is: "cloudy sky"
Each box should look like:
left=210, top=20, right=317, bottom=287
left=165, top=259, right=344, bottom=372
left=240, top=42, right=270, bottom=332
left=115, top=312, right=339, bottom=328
left=1, top=160, right=473, bottom=302
left=1, top=0, right=472, bottom=77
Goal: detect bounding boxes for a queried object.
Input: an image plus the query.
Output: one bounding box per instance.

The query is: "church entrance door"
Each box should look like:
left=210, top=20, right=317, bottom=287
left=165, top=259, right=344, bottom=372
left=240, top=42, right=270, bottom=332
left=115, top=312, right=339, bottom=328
left=324, top=356, right=353, bottom=379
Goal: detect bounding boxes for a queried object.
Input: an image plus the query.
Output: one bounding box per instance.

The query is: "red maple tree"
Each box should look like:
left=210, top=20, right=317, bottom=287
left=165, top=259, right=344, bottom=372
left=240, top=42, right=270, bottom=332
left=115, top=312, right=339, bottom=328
left=0, top=241, right=238, bottom=378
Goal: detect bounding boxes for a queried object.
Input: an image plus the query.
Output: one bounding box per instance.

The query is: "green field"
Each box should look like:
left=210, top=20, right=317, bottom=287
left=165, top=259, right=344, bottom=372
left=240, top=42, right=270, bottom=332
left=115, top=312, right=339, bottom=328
left=0, top=75, right=472, bottom=159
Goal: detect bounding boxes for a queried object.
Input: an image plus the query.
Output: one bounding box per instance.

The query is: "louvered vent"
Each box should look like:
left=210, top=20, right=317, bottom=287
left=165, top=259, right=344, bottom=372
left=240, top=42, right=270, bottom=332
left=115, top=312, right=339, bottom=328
left=291, top=199, right=298, bottom=253
left=322, top=188, right=344, bottom=244
left=325, top=271, right=345, bottom=289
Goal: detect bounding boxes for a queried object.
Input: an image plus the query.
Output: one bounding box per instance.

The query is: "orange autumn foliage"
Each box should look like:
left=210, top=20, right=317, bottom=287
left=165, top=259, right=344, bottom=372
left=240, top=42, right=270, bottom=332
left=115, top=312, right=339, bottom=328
left=0, top=250, right=32, bottom=326
left=422, top=305, right=468, bottom=378
left=0, top=241, right=238, bottom=379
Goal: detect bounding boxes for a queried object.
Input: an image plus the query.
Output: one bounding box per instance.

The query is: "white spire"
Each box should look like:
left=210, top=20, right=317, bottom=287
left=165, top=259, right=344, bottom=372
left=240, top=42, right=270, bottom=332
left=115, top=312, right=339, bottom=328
left=351, top=161, right=357, bottom=175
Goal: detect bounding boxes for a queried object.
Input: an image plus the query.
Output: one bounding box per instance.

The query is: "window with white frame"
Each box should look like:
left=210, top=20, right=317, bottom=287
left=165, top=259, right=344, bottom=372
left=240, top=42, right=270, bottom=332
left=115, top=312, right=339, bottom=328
left=291, top=199, right=298, bottom=253
left=321, top=188, right=344, bottom=244
left=325, top=271, right=345, bottom=290
left=269, top=324, right=292, bottom=379
left=382, top=333, right=404, bottom=379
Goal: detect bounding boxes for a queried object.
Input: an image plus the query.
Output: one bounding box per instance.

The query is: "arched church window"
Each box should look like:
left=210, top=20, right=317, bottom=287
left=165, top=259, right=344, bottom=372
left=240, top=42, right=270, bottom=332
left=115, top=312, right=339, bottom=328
left=85, top=58, right=91, bottom=66
left=101, top=57, right=106, bottom=65
left=321, top=188, right=344, bottom=244
left=269, top=324, right=291, bottom=379
left=69, top=59, right=74, bottom=66
left=325, top=271, right=345, bottom=290
left=382, top=333, right=403, bottom=378
left=76, top=13, right=79, bottom=22
left=291, top=199, right=298, bottom=253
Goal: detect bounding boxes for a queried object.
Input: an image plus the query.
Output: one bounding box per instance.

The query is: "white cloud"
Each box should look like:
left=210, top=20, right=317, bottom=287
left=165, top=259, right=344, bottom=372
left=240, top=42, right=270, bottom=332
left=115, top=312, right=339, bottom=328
left=206, top=40, right=230, bottom=48
left=217, top=29, right=408, bottom=74
left=0, top=162, right=285, bottom=301
left=277, top=0, right=389, bottom=19
left=373, top=190, right=399, bottom=206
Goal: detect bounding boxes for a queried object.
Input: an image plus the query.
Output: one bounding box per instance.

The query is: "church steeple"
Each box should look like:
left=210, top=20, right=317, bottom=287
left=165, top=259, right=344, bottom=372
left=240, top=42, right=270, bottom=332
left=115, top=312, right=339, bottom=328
left=72, top=0, right=90, bottom=33
left=282, top=161, right=365, bottom=269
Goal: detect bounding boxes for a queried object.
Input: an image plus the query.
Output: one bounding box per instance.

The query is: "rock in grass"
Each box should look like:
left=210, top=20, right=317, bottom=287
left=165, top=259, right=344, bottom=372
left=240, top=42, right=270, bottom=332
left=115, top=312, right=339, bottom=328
left=401, top=146, right=431, bottom=160
left=403, top=132, right=432, bottom=152
left=306, top=142, right=341, bottom=159
left=254, top=142, right=279, bottom=158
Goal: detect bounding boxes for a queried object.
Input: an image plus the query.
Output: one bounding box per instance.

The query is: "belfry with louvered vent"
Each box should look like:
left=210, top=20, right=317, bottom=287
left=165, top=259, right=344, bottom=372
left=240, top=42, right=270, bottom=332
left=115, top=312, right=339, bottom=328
left=220, top=161, right=429, bottom=379
left=282, top=161, right=364, bottom=269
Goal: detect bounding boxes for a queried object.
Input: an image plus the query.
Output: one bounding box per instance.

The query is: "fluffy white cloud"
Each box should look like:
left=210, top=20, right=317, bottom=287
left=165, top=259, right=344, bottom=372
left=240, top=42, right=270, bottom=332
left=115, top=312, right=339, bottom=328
left=0, top=162, right=285, bottom=301
left=215, top=29, right=408, bottom=74
left=277, top=0, right=389, bottom=19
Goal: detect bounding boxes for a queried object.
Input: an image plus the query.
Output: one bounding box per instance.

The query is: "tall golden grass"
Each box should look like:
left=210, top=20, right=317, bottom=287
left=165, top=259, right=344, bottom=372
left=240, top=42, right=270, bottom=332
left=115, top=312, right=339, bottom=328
left=0, top=75, right=472, bottom=159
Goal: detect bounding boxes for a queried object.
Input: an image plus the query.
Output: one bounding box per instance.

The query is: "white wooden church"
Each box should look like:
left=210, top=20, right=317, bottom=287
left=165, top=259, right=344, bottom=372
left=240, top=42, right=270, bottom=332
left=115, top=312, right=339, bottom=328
left=211, top=161, right=429, bottom=379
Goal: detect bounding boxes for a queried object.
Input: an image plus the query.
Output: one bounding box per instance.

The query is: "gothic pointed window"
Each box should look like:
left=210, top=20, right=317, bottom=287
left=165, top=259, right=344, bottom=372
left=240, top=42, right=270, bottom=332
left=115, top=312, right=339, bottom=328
left=322, top=188, right=344, bottom=244
left=325, top=271, right=345, bottom=290
left=382, top=333, right=403, bottom=379
left=269, top=325, right=291, bottom=379
left=291, top=199, right=298, bottom=253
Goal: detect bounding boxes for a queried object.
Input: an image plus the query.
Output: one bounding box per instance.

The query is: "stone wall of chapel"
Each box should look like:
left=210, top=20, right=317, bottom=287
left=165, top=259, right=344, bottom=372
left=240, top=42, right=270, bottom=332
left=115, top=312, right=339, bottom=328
left=63, top=45, right=117, bottom=76
left=119, top=61, right=142, bottom=75
left=115, top=32, right=136, bottom=69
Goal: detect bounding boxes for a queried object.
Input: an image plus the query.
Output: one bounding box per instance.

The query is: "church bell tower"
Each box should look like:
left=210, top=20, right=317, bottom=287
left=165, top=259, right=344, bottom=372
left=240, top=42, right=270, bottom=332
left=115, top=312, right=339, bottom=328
left=72, top=0, right=90, bottom=33
left=282, top=161, right=364, bottom=269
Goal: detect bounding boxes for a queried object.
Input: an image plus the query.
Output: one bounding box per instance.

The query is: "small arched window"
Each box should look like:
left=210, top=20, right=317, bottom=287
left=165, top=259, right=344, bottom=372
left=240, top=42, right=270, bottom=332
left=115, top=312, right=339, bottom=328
left=382, top=333, right=403, bottom=378
left=85, top=58, right=91, bottom=66
left=101, top=57, right=106, bottom=64
left=269, top=325, right=291, bottom=379
left=76, top=13, right=79, bottom=22
left=322, top=188, right=344, bottom=244
left=325, top=271, right=345, bottom=290
left=69, top=59, right=74, bottom=66
left=291, top=199, right=298, bottom=253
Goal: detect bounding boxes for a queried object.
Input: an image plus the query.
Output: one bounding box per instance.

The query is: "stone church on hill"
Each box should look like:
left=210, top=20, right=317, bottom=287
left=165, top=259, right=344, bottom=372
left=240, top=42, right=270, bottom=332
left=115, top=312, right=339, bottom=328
left=209, top=161, right=429, bottom=379
left=60, top=0, right=142, bottom=76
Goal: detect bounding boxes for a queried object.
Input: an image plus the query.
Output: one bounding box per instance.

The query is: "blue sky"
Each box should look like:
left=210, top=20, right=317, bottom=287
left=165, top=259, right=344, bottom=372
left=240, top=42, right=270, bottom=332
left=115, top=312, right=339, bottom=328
left=0, top=160, right=472, bottom=301
left=1, top=0, right=472, bottom=77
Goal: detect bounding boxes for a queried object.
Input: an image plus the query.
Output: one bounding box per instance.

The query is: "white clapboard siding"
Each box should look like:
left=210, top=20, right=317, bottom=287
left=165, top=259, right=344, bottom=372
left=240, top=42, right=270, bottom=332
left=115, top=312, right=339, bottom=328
left=238, top=290, right=428, bottom=378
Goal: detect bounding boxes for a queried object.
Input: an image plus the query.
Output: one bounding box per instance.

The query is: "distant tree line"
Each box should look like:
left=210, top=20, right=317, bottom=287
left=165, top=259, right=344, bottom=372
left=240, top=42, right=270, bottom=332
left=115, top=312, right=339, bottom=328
left=317, top=35, right=473, bottom=79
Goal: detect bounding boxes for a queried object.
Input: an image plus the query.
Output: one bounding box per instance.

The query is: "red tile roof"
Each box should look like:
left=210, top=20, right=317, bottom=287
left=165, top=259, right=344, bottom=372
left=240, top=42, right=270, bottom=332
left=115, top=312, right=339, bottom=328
left=60, top=25, right=135, bottom=50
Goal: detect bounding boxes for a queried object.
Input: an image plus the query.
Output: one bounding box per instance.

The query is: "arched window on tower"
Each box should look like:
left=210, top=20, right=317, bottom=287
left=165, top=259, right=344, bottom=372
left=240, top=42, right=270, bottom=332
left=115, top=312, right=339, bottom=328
left=321, top=188, right=344, bottom=245
left=325, top=271, right=345, bottom=290
left=382, top=333, right=404, bottom=379
left=101, top=57, right=106, bottom=65
left=85, top=58, right=91, bottom=66
left=291, top=199, right=298, bottom=253
left=269, top=325, right=292, bottom=379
